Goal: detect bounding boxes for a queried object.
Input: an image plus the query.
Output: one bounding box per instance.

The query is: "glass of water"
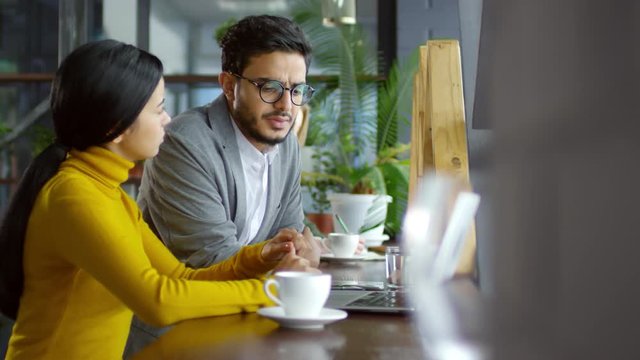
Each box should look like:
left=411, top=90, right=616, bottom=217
left=385, top=246, right=405, bottom=289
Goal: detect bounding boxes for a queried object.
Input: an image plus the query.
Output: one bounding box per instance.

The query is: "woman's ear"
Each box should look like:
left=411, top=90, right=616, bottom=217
left=103, top=132, right=125, bottom=155
left=110, top=132, right=125, bottom=144
left=219, top=72, right=236, bottom=101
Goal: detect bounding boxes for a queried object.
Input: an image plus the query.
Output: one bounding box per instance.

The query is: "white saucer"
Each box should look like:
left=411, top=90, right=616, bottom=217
left=257, top=307, right=348, bottom=330
left=320, top=253, right=367, bottom=262
left=363, top=234, right=390, bottom=247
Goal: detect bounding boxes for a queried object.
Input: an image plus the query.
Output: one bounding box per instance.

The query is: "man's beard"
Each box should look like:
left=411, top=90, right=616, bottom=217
left=231, top=106, right=294, bottom=147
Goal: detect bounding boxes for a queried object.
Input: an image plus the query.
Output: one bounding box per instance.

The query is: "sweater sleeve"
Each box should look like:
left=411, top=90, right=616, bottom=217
left=139, top=218, right=278, bottom=281
left=48, top=181, right=274, bottom=327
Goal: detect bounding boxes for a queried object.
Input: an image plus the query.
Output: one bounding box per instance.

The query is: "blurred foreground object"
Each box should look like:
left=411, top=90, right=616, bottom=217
left=476, top=0, right=640, bottom=358
left=405, top=174, right=484, bottom=360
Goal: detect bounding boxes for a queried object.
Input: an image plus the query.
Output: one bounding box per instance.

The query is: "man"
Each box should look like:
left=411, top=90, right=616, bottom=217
left=124, top=15, right=323, bottom=355
left=137, top=15, right=322, bottom=268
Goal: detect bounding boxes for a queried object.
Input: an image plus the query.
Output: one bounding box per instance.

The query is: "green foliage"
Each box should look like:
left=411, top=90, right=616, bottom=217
left=291, top=0, right=377, bottom=175
left=377, top=50, right=420, bottom=151
left=0, top=123, right=11, bottom=137
left=300, top=148, right=343, bottom=213
left=30, top=124, right=55, bottom=156
left=213, top=18, right=238, bottom=46
left=291, top=0, right=418, bottom=236
left=0, top=88, right=16, bottom=137
left=378, top=159, right=410, bottom=234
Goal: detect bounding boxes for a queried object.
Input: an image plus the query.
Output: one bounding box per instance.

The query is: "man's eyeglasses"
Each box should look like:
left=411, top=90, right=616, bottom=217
left=230, top=72, right=315, bottom=106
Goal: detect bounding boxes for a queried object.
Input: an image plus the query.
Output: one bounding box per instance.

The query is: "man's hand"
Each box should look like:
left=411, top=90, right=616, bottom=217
left=261, top=228, right=299, bottom=262
left=274, top=247, right=320, bottom=273
left=261, top=227, right=322, bottom=267
left=294, top=227, right=321, bottom=268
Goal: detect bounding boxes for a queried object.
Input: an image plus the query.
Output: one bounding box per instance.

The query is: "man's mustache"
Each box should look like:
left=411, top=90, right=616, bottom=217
left=263, top=111, right=292, bottom=121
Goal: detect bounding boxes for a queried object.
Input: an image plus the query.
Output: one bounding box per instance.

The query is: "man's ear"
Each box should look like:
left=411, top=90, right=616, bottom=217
left=219, top=72, right=236, bottom=101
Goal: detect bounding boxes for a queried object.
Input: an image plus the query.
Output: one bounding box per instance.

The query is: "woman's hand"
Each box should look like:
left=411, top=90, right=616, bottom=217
left=274, top=247, right=320, bottom=273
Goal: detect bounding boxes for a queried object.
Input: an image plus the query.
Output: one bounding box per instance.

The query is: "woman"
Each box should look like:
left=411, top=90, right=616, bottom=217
left=0, top=39, right=314, bottom=359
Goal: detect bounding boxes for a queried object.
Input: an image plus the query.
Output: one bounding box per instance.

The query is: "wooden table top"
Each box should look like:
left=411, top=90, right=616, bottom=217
left=132, top=258, right=483, bottom=360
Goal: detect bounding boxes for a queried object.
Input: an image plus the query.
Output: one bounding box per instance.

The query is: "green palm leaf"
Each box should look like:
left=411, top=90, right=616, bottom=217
left=377, top=48, right=419, bottom=152
left=378, top=162, right=410, bottom=235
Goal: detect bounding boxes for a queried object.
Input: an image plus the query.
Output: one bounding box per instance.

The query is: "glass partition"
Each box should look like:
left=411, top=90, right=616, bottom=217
left=0, top=0, right=58, bottom=214
left=0, top=0, right=379, bottom=211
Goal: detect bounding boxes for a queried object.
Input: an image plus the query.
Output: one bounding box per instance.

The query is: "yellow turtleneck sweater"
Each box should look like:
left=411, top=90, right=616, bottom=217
left=6, top=146, right=276, bottom=359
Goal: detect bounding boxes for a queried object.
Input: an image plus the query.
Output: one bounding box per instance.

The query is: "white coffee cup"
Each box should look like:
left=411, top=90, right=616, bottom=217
left=326, top=233, right=360, bottom=257
left=263, top=271, right=331, bottom=318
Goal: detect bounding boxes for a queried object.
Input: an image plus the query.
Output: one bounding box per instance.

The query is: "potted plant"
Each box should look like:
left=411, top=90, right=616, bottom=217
left=300, top=147, right=342, bottom=234
left=292, top=0, right=417, bottom=242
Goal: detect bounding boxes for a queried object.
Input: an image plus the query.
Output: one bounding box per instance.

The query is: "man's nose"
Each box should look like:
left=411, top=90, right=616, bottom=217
left=274, top=90, right=293, bottom=111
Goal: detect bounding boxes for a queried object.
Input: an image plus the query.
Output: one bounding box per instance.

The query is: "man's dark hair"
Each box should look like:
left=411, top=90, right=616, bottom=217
left=219, top=15, right=312, bottom=75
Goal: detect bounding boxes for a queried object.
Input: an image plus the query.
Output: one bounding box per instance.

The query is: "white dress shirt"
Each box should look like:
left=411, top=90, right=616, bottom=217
left=231, top=120, right=279, bottom=245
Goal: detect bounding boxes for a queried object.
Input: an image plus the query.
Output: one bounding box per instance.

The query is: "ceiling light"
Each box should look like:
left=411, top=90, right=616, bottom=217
left=321, top=0, right=356, bottom=27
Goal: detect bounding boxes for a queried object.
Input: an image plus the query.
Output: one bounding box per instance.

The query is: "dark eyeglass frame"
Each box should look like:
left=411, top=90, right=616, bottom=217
left=230, top=72, right=315, bottom=106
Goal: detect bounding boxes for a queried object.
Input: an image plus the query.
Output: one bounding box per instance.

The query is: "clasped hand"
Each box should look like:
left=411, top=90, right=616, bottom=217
left=261, top=227, right=322, bottom=272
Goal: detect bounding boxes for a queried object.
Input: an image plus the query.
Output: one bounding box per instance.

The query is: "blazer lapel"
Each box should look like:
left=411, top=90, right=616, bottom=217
left=207, top=96, right=247, bottom=231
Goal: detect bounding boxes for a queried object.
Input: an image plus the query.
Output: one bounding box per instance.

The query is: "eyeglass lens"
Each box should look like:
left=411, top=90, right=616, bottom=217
left=260, top=80, right=313, bottom=106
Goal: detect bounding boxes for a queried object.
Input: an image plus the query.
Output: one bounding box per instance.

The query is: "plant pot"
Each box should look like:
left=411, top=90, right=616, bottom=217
left=305, top=213, right=334, bottom=235
left=327, top=193, right=392, bottom=236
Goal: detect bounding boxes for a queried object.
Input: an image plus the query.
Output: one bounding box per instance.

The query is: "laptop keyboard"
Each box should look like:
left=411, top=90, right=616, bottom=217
left=347, top=291, right=408, bottom=308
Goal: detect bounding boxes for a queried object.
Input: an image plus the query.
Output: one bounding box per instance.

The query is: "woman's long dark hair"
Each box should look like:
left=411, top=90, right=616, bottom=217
left=0, top=39, right=163, bottom=320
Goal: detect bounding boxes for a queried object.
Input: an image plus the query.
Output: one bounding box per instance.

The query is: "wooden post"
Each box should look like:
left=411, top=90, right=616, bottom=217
left=409, top=45, right=433, bottom=201
left=409, top=40, right=476, bottom=276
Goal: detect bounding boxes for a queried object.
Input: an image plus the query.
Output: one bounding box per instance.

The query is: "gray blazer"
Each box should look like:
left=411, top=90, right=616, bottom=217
left=137, top=94, right=304, bottom=267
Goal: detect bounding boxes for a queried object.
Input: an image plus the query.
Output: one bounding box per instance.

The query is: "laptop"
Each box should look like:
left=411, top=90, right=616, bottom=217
left=325, top=190, right=481, bottom=313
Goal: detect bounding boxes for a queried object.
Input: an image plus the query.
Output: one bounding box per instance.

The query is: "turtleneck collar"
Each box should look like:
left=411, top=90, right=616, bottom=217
left=64, top=146, right=134, bottom=188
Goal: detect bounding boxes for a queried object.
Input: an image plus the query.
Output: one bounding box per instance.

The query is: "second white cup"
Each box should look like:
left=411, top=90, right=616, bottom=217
left=326, top=233, right=360, bottom=257
left=263, top=271, right=331, bottom=318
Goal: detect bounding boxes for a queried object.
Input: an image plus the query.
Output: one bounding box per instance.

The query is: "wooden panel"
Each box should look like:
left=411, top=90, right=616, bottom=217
left=427, top=41, right=470, bottom=182
left=408, top=45, right=433, bottom=203
left=409, top=40, right=476, bottom=276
